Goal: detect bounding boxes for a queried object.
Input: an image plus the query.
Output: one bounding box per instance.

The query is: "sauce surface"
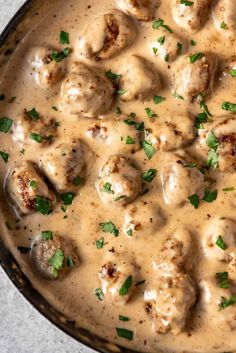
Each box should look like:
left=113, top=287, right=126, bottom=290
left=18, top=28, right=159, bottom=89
left=0, top=0, right=236, bottom=352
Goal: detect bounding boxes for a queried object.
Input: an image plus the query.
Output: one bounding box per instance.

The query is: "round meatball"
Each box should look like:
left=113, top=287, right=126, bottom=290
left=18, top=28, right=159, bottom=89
left=86, top=118, right=142, bottom=153
left=199, top=277, right=236, bottom=329
left=96, top=155, right=142, bottom=206
left=123, top=201, right=165, bottom=237
left=7, top=162, right=56, bottom=215
left=31, top=234, right=79, bottom=279
left=145, top=272, right=196, bottom=335
left=41, top=138, right=86, bottom=193
left=172, top=0, right=212, bottom=32
left=59, top=62, right=114, bottom=118
left=117, top=0, right=158, bottom=21
left=202, top=218, right=236, bottom=265
left=213, top=0, right=236, bottom=39
left=99, top=251, right=137, bottom=305
left=160, top=152, right=205, bottom=207
left=145, top=113, right=196, bottom=151
left=172, top=53, right=217, bottom=101
left=153, top=31, right=186, bottom=63
left=28, top=46, right=66, bottom=88
left=119, top=55, right=162, bottom=101
left=12, top=111, right=59, bottom=147
left=76, top=10, right=136, bottom=60
left=196, top=117, right=236, bottom=172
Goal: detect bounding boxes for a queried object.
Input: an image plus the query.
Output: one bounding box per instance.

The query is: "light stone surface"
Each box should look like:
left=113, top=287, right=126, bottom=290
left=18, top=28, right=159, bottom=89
left=0, top=2, right=95, bottom=353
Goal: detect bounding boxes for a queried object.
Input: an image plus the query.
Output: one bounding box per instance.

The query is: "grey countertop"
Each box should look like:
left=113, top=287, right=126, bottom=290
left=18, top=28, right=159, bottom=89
left=0, top=2, right=94, bottom=353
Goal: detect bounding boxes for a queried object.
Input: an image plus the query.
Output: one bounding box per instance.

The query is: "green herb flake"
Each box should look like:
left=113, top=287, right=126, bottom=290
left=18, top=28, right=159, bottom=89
left=180, top=0, right=194, bottom=5
left=61, top=192, right=75, bottom=205
left=0, top=117, right=13, bottom=133
left=202, top=189, right=218, bottom=203
left=73, top=175, right=84, bottom=187
left=106, top=70, right=122, bottom=80
left=49, top=249, right=64, bottom=278
left=172, top=91, right=184, bottom=100
left=164, top=54, right=169, bottom=62
left=116, top=106, right=122, bottom=115
left=188, top=194, right=199, bottom=209
left=206, top=131, right=219, bottom=151
left=123, top=119, right=144, bottom=131
left=67, top=256, right=74, bottom=268
left=30, top=132, right=42, bottom=143
left=141, top=169, right=157, bottom=183
left=102, top=182, right=114, bottom=194
left=157, top=35, right=165, bottom=45
left=36, top=196, right=53, bottom=215
left=222, top=101, right=236, bottom=113
left=42, top=231, right=53, bottom=241
left=142, top=140, right=156, bottom=160
left=116, top=328, right=133, bottom=341
left=60, top=30, right=70, bottom=44
left=219, top=295, right=236, bottom=310
left=26, top=108, right=40, bottom=120
left=191, top=39, right=197, bottom=46
left=119, top=315, right=130, bottom=322
left=216, top=235, right=227, bottom=250
left=116, top=90, right=128, bottom=96
left=152, top=47, right=158, bottom=55
left=127, top=229, right=133, bottom=236
left=184, top=162, right=197, bottom=168
left=29, top=180, right=38, bottom=189
left=96, top=237, right=105, bottom=249
left=126, top=136, right=135, bottom=144
left=51, top=47, right=70, bottom=62
left=177, top=42, right=183, bottom=55
left=119, top=275, right=133, bottom=296
left=0, top=151, right=9, bottom=163
left=153, top=95, right=166, bottom=104
left=152, top=19, right=172, bottom=33
left=207, top=149, right=219, bottom=169
left=100, top=221, right=119, bottom=237
left=230, top=69, right=236, bottom=77
left=216, top=272, right=229, bottom=289
left=95, top=288, right=104, bottom=301
left=195, top=112, right=207, bottom=129
left=223, top=187, right=235, bottom=192
left=189, top=52, right=204, bottom=64
left=220, top=21, right=228, bottom=29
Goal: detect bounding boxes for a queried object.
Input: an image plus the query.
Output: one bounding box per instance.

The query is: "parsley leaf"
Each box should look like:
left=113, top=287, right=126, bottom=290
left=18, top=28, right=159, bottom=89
left=29, top=180, right=38, bottom=189
left=216, top=272, right=229, bottom=289
left=123, top=119, right=144, bottom=131
left=191, top=39, right=197, bottom=46
left=96, top=237, right=104, bottom=249
left=202, top=189, right=218, bottom=203
left=188, top=194, right=199, bottom=209
left=230, top=69, right=236, bottom=77
left=189, top=52, right=204, bottom=64
left=26, top=108, right=39, bottom=120
left=116, top=90, right=127, bottom=95
left=180, top=0, right=194, bottom=5
left=67, top=256, right=74, bottom=268
left=152, top=19, right=172, bottom=33
left=207, top=149, right=219, bottom=168
left=206, top=131, right=219, bottom=151
left=157, top=35, right=165, bottom=45
left=141, top=169, right=157, bottom=183
left=73, top=175, right=84, bottom=186
left=35, top=196, right=52, bottom=215
left=222, top=101, right=236, bottom=113
left=177, top=42, right=183, bottom=55
left=61, top=192, right=75, bottom=205
left=95, top=288, right=104, bottom=301
left=42, top=231, right=53, bottom=241
left=30, top=132, right=42, bottom=143
left=216, top=235, right=227, bottom=250
left=0, top=117, right=13, bottom=133
left=100, top=221, right=119, bottom=237
left=195, top=112, right=207, bottom=129
left=220, top=21, right=228, bottom=29
left=153, top=95, right=166, bottom=104
left=119, top=275, right=133, bottom=296
left=142, top=140, right=156, bottom=160
left=51, top=47, right=70, bottom=62
left=145, top=108, right=157, bottom=118
left=119, top=315, right=130, bottom=321
left=126, top=136, right=135, bottom=144
left=105, top=70, right=122, bottom=80
left=49, top=249, right=64, bottom=278
left=219, top=295, right=236, bottom=310
left=0, top=151, right=9, bottom=163
left=60, top=30, right=70, bottom=44
left=102, top=182, right=114, bottom=194
left=116, top=328, right=133, bottom=341
left=223, top=187, right=235, bottom=192
left=172, top=91, right=184, bottom=100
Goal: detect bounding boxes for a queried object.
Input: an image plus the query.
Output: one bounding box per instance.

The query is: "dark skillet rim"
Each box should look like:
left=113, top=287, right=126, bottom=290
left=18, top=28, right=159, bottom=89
left=0, top=2, right=137, bottom=353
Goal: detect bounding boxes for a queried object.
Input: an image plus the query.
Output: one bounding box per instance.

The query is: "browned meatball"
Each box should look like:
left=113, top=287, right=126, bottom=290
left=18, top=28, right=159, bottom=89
left=213, top=0, right=236, bottom=39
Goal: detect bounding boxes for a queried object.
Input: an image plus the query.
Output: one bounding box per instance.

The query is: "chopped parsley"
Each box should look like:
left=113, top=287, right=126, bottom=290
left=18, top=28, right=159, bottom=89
left=206, top=131, right=219, bottom=151
left=142, top=140, right=156, bottom=160
left=119, top=315, right=130, bottom=322
left=0, top=151, right=9, bottom=163
left=0, top=117, right=13, bottom=133
left=180, top=0, right=194, bottom=5
left=198, top=94, right=212, bottom=117
left=29, top=180, right=38, bottom=189
left=26, top=108, right=39, bottom=120
left=219, top=295, right=236, bottom=310
left=220, top=21, right=228, bottom=29
left=105, top=70, right=122, bottom=80
left=195, top=112, right=207, bottom=129
left=119, top=275, right=133, bottom=296
left=60, top=30, right=70, bottom=44
left=216, top=235, right=227, bottom=250
left=95, top=288, right=104, bottom=301
left=123, top=119, right=144, bottom=131
left=230, top=69, right=236, bottom=77
left=223, top=187, right=235, bottom=192
left=207, top=149, right=219, bottom=168
left=116, top=106, right=122, bottom=115
left=29, top=132, right=42, bottom=143
left=164, top=54, right=169, bottom=62
left=188, top=194, right=199, bottom=209
left=152, top=19, right=172, bottom=33
left=141, top=169, right=157, bottom=183
left=51, top=47, right=70, bottom=62
left=191, top=39, right=197, bottom=46
left=177, top=42, right=183, bottom=55
left=189, top=52, right=204, bottom=64
left=172, top=91, right=184, bottom=100
left=49, top=249, right=64, bottom=278
left=100, top=221, right=119, bottom=237
left=126, top=136, right=135, bottom=144
left=202, top=189, right=218, bottom=203
left=116, top=328, right=133, bottom=341
left=157, top=35, right=165, bottom=45
left=153, top=95, right=166, bottom=104
left=42, top=231, right=53, bottom=241
left=102, top=182, right=114, bottom=194
left=35, top=196, right=52, bottom=215
left=67, top=256, right=74, bottom=268
left=216, top=272, right=229, bottom=289
left=73, top=175, right=84, bottom=187
left=96, top=237, right=105, bottom=249
left=152, top=47, right=158, bottom=55
left=116, top=90, right=127, bottom=95
left=127, top=229, right=133, bottom=236
left=184, top=162, right=197, bottom=168
left=61, top=192, right=75, bottom=205
left=222, top=101, right=236, bottom=113
left=145, top=108, right=157, bottom=119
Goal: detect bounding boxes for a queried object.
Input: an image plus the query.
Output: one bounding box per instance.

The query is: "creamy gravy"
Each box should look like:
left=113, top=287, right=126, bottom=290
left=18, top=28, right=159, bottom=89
left=0, top=0, right=236, bottom=352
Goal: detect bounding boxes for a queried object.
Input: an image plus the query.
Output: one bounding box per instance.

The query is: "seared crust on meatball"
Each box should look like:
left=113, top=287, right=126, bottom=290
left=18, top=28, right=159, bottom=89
left=59, top=62, right=114, bottom=118
left=77, top=10, right=136, bottom=60
left=117, top=0, right=158, bottom=21
left=7, top=162, right=56, bottom=215
left=96, top=155, right=142, bottom=206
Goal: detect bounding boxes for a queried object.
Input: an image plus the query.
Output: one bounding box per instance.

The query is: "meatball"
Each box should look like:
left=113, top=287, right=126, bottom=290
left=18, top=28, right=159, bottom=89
left=96, top=155, right=142, bottom=206
left=202, top=218, right=236, bottom=267
left=145, top=113, right=196, bottom=151
left=12, top=111, right=59, bottom=147
left=99, top=251, right=137, bottom=305
left=153, top=31, right=186, bottom=63
left=199, top=277, right=236, bottom=329
left=123, top=201, right=165, bottom=237
left=59, top=62, right=114, bottom=118
left=76, top=10, right=136, bottom=60
left=119, top=55, right=162, bottom=102
left=172, top=0, right=212, bottom=32
left=196, top=117, right=236, bottom=172
left=7, top=162, right=56, bottom=215
left=172, top=53, right=217, bottom=101
left=31, top=234, right=79, bottom=279
left=145, top=272, right=196, bottom=335
left=28, top=46, right=66, bottom=88
left=41, top=138, right=86, bottom=193
left=160, top=152, right=205, bottom=207
left=116, top=0, right=158, bottom=21
left=213, top=0, right=236, bottom=39
left=86, top=119, right=142, bottom=153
